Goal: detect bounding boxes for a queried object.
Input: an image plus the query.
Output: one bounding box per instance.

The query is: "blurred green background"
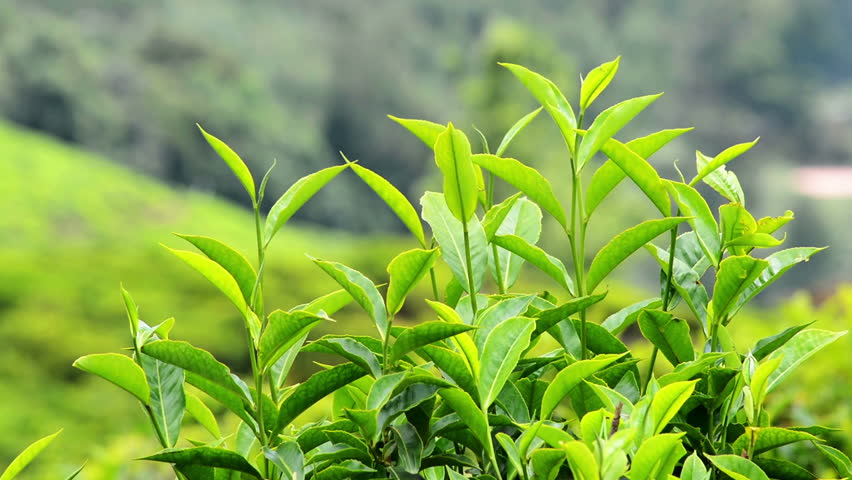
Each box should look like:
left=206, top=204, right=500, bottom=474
left=0, top=1, right=849, bottom=478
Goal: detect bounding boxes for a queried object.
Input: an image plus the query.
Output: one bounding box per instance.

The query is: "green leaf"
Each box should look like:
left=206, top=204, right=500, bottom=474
left=695, top=151, right=745, bottom=204
left=474, top=295, right=536, bottom=351
left=680, top=452, right=710, bottom=480
left=580, top=57, right=620, bottom=112
left=438, top=388, right=491, bottom=452
left=705, top=454, right=770, bottom=480
left=586, top=128, right=691, bottom=216
left=753, top=458, right=816, bottom=480
left=176, top=235, right=257, bottom=304
left=664, top=181, right=720, bottom=266
left=598, top=137, right=671, bottom=215
left=264, top=442, right=304, bottom=480
left=142, top=341, right=243, bottom=397
left=540, top=354, right=622, bottom=420
left=601, top=298, right=661, bottom=336
left=712, top=256, right=768, bottom=322
left=756, top=210, right=794, bottom=235
left=628, top=433, right=686, bottom=480
left=531, top=448, right=565, bottom=480
left=392, top=423, right=424, bottom=474
left=295, top=288, right=354, bottom=316
left=387, top=248, right=440, bottom=316
left=492, top=234, right=574, bottom=294
left=184, top=373, right=253, bottom=427
left=767, top=329, right=846, bottom=392
left=349, top=162, right=427, bottom=247
left=142, top=446, right=261, bottom=478
left=719, top=203, right=756, bottom=244
left=312, top=258, right=388, bottom=339
left=562, top=441, right=599, bottom=480
left=645, top=235, right=710, bottom=331
left=749, top=356, right=783, bottom=409
left=496, top=107, right=543, bottom=156
left=259, top=310, right=327, bottom=371
left=638, top=310, right=694, bottom=366
left=482, top=192, right=523, bottom=240
left=121, top=285, right=140, bottom=338
left=750, top=322, right=812, bottom=361
left=185, top=392, right=221, bottom=439
left=532, top=294, right=608, bottom=340
left=276, top=363, right=366, bottom=434
left=489, top=198, right=542, bottom=289
left=691, top=138, right=759, bottom=188
left=472, top=153, right=568, bottom=230
left=139, top=353, right=185, bottom=447
left=648, top=380, right=697, bottom=435
left=425, top=299, right=481, bottom=375
left=500, top=63, right=577, bottom=152
left=419, top=345, right=478, bottom=398
left=264, top=164, right=349, bottom=245
left=577, top=93, right=662, bottom=170
left=657, top=353, right=724, bottom=386
left=306, top=337, right=381, bottom=378
left=73, top=353, right=150, bottom=404
left=479, top=317, right=535, bottom=408
left=163, top=246, right=247, bottom=316
left=391, top=321, right=475, bottom=364
left=197, top=124, right=255, bottom=203
left=496, top=433, right=524, bottom=479
left=730, top=427, right=819, bottom=457
left=815, top=443, right=852, bottom=477
left=421, top=192, right=488, bottom=293
left=730, top=247, right=826, bottom=318
left=270, top=334, right=308, bottom=391
left=726, top=233, right=784, bottom=250
left=586, top=217, right=687, bottom=293
left=388, top=115, right=445, bottom=148
left=435, top=123, right=479, bottom=222
left=0, top=429, right=62, bottom=480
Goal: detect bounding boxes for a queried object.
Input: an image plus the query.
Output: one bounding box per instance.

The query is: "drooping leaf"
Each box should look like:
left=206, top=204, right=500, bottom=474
left=479, top=317, right=535, bottom=408
left=586, top=217, right=687, bottom=293
left=349, top=162, right=427, bottom=247
left=492, top=234, right=574, bottom=294
left=304, top=337, right=382, bottom=378
left=638, top=310, right=694, bottom=366
left=139, top=353, right=185, bottom=447
left=421, top=192, right=488, bottom=293
left=767, top=329, right=846, bottom=392
left=264, top=442, right=304, bottom=480
left=815, top=443, right=852, bottom=477
left=142, top=341, right=243, bottom=397
left=664, top=181, right=721, bottom=266
left=258, top=310, right=327, bottom=372
left=705, top=455, right=770, bottom=480
left=472, top=153, right=568, bottom=230
left=388, top=116, right=445, bottom=148
left=712, top=256, right=768, bottom=323
left=0, top=430, right=62, bottom=480
left=73, top=354, right=150, bottom=404
left=695, top=151, right=745, bottom=204
left=312, top=258, right=388, bottom=340
left=580, top=57, right=620, bottom=111
left=197, top=124, right=256, bottom=203
left=496, top=107, right=543, bottom=156
left=419, top=345, right=478, bottom=398
left=601, top=297, right=661, bottom=335
left=628, top=433, right=686, bottom=480
left=185, top=392, right=221, bottom=439
left=540, top=354, right=622, bottom=420
left=435, top=123, right=479, bottom=222
left=184, top=373, right=254, bottom=427
left=598, top=137, right=671, bottom=215
left=756, top=210, right=794, bottom=235
left=731, top=427, right=820, bottom=457
left=275, top=363, right=366, bottom=434
left=646, top=234, right=710, bottom=331
left=264, top=164, right=349, bottom=245
left=143, top=446, right=261, bottom=478
left=163, top=246, right=247, bottom=316
left=576, top=93, right=662, bottom=170
left=386, top=248, right=440, bottom=316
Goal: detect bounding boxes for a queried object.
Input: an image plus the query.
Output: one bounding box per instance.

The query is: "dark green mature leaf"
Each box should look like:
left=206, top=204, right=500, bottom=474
left=139, top=353, right=185, bottom=447
left=184, top=373, right=253, bottom=427
left=489, top=198, right=542, bottom=289
left=439, top=388, right=490, bottom=451
left=577, top=93, right=662, bottom=170
left=657, top=353, right=724, bottom=386
left=142, top=341, right=243, bottom=397
left=586, top=217, right=687, bottom=293
left=482, top=193, right=523, bottom=240
left=264, top=164, right=349, bottom=245
left=816, top=443, right=852, bottom=477
left=628, top=433, right=686, bottom=480
left=312, top=258, right=388, bottom=339
left=313, top=460, right=376, bottom=480
left=176, top=234, right=257, bottom=304
left=264, top=442, right=304, bottom=480
left=163, top=246, right=247, bottom=316
left=421, top=192, right=488, bottom=293
left=387, top=248, right=440, bottom=316
left=646, top=233, right=710, bottom=331
left=767, top=329, right=846, bottom=392
left=388, top=115, right=445, bottom=148
left=306, top=337, right=382, bottom=378
left=479, top=317, right=535, bottom=408
left=750, top=322, right=812, bottom=360
left=259, top=310, right=326, bottom=371
left=731, top=427, right=819, bottom=456
left=706, top=455, right=770, bottom=480
left=276, top=363, right=366, bottom=434
left=580, top=57, right=620, bottom=111
left=712, top=256, right=768, bottom=322
left=598, top=137, right=671, bottom=215
left=601, top=297, right=661, bottom=335
left=496, top=107, right=543, bottom=156
left=73, top=354, right=150, bottom=404
left=638, top=310, right=694, bottom=366
left=391, top=322, right=475, bottom=363
left=296, top=420, right=358, bottom=452
left=540, top=354, right=622, bottom=419
left=500, top=63, right=577, bottom=152
left=531, top=448, right=565, bottom=480
left=665, top=181, right=721, bottom=266
left=435, top=123, right=478, bottom=222
left=753, top=459, right=815, bottom=480
left=0, top=429, right=62, bottom=480
left=392, top=423, right=424, bottom=474
left=492, top=234, right=574, bottom=294
left=142, top=446, right=261, bottom=478
left=349, top=162, right=427, bottom=247
left=586, top=128, right=691, bottom=216
left=533, top=294, right=607, bottom=339
left=185, top=392, right=220, bottom=439
left=197, top=124, right=255, bottom=204
left=419, top=345, right=478, bottom=398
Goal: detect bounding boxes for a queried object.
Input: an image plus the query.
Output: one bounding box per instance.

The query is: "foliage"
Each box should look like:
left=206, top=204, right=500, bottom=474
left=73, top=60, right=848, bottom=479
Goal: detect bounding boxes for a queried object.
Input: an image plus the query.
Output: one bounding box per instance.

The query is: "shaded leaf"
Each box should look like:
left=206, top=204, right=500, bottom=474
left=492, top=234, right=574, bottom=294
left=391, top=321, right=475, bottom=364
left=638, top=310, right=694, bottom=366
left=142, top=446, right=261, bottom=478
left=276, top=363, right=367, bottom=434
left=139, top=353, right=185, bottom=447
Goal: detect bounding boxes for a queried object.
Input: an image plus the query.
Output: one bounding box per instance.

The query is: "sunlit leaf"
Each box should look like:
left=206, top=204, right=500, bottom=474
left=139, top=353, right=185, bottom=447
left=312, top=258, right=388, bottom=340
left=691, top=138, right=759, bottom=187
left=496, top=107, right=543, bottom=156
left=185, top=392, right=220, bottom=439
left=580, top=57, right=620, bottom=112
left=388, top=116, right=445, bottom=148
left=577, top=93, right=662, bottom=170
left=163, top=246, right=247, bottom=316
left=492, top=234, right=574, bottom=294
left=706, top=454, right=770, bottom=480
left=142, top=341, right=243, bottom=397
left=197, top=124, right=256, bottom=203
left=435, top=123, right=479, bottom=222
left=598, top=137, right=671, bottom=215
left=479, top=317, right=534, bottom=408
left=540, top=354, right=622, bottom=420
left=638, top=310, right=694, bottom=366
left=387, top=248, right=440, bottom=316
left=0, top=430, right=62, bottom=480
left=391, top=321, right=475, bottom=363
left=628, top=433, right=686, bottom=480
left=275, top=363, right=367, bottom=434
left=712, top=256, right=768, bottom=322
left=767, top=329, right=846, bottom=392
left=73, top=354, right=150, bottom=404
left=665, top=180, right=720, bottom=266
left=143, top=446, right=261, bottom=478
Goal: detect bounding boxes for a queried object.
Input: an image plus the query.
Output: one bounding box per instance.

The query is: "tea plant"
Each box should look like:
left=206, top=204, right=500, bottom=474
left=74, top=59, right=849, bottom=479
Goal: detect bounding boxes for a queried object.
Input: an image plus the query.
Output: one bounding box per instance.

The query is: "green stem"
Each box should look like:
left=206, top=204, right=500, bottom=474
left=251, top=203, right=271, bottom=477
left=482, top=406, right=503, bottom=480
left=462, top=224, right=479, bottom=316
left=428, top=239, right=440, bottom=301
left=644, top=214, right=680, bottom=394
left=486, top=171, right=507, bottom=294
left=570, top=112, right=587, bottom=359
left=382, top=314, right=394, bottom=373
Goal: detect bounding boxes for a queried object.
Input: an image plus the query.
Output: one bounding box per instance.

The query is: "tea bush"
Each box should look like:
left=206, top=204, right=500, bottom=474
left=9, top=59, right=849, bottom=479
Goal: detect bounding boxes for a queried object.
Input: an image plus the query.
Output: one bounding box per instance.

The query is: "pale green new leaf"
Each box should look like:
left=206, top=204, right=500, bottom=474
left=259, top=310, right=327, bottom=371
left=349, top=162, right=427, bottom=247
left=691, top=138, right=759, bottom=186
left=628, top=433, right=686, bottom=480
left=496, top=107, right=543, bottom=156
left=312, top=258, right=388, bottom=339
left=496, top=433, right=524, bottom=478
left=577, top=93, right=662, bottom=170
left=705, top=455, right=770, bottom=480
left=472, top=153, right=568, bottom=230
left=294, top=288, right=354, bottom=316
left=197, top=124, right=256, bottom=203
left=264, top=164, right=349, bottom=245
left=388, top=116, right=444, bottom=148
left=479, top=317, right=535, bottom=408
left=492, top=234, right=574, bottom=294
left=586, top=217, right=687, bottom=293
left=665, top=181, right=721, bottom=266
left=390, top=321, right=475, bottom=363
left=598, top=138, right=671, bottom=215
left=386, top=248, right=440, bottom=316
left=601, top=298, right=662, bottom=335
left=435, top=123, right=478, bottom=222
left=438, top=388, right=491, bottom=451
left=482, top=192, right=523, bottom=240
left=767, top=329, right=846, bottom=392
left=649, top=380, right=697, bottom=435
left=562, top=440, right=600, bottom=480
left=680, top=452, right=710, bottom=480
left=0, top=430, right=62, bottom=480
left=540, top=354, right=622, bottom=420
left=580, top=57, right=620, bottom=111
left=489, top=198, right=542, bottom=289
left=73, top=353, right=150, bottom=404
left=163, top=246, right=247, bottom=316
left=638, top=310, right=694, bottom=366
left=695, top=151, right=745, bottom=204
left=185, top=392, right=221, bottom=439
left=425, top=299, right=481, bottom=376
left=121, top=284, right=140, bottom=338
left=756, top=210, right=794, bottom=235
left=712, top=256, right=768, bottom=323
left=176, top=234, right=257, bottom=304
left=749, top=355, right=783, bottom=408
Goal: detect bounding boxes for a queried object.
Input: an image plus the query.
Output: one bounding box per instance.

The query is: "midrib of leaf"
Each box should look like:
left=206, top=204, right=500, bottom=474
left=151, top=359, right=175, bottom=446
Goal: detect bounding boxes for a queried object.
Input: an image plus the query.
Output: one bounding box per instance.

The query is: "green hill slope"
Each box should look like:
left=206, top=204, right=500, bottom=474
left=0, top=120, right=411, bottom=477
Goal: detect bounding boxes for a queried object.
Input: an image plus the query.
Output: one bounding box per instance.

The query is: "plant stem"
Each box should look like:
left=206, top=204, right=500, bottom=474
left=462, top=224, right=479, bottom=316
left=382, top=314, right=394, bottom=373
left=252, top=203, right=271, bottom=477
left=570, top=112, right=588, bottom=359
left=428, top=239, right=440, bottom=301
left=486, top=172, right=507, bottom=294
left=644, top=215, right=680, bottom=394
